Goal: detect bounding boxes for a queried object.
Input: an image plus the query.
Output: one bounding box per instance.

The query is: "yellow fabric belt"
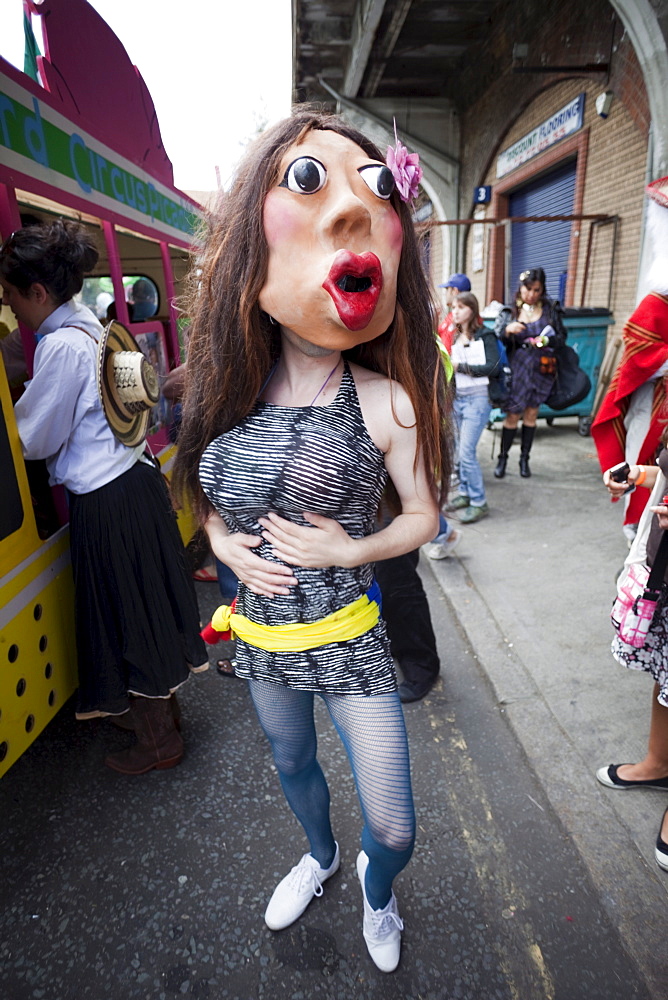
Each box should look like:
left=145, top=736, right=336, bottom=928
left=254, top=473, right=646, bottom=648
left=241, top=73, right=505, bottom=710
left=210, top=589, right=381, bottom=653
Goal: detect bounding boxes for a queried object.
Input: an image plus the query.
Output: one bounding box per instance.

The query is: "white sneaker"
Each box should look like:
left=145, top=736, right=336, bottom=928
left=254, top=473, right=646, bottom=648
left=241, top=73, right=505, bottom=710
left=426, top=529, right=461, bottom=560
left=264, top=844, right=340, bottom=930
left=356, top=850, right=403, bottom=973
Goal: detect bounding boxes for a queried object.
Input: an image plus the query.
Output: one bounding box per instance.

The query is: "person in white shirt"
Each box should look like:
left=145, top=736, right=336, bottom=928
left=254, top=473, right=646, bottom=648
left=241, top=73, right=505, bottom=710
left=0, top=219, right=207, bottom=774
left=446, top=292, right=501, bottom=524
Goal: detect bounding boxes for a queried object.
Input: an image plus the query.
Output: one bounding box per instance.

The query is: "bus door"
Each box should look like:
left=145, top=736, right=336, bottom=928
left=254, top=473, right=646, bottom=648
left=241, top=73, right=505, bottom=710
left=0, top=351, right=77, bottom=779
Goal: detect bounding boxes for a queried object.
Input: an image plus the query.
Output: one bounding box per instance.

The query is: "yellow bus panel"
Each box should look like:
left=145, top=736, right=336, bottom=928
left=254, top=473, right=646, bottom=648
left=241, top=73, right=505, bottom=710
left=0, top=533, right=77, bottom=778
left=0, top=361, right=42, bottom=580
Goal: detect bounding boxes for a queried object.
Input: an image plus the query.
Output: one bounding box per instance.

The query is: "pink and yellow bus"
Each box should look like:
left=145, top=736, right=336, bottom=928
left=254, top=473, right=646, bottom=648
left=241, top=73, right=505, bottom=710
left=0, top=0, right=202, bottom=777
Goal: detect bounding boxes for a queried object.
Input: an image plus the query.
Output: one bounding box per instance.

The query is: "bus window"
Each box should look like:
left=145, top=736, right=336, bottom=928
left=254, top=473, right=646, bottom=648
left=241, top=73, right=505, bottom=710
left=81, top=275, right=160, bottom=323
left=128, top=277, right=159, bottom=321
left=0, top=404, right=24, bottom=542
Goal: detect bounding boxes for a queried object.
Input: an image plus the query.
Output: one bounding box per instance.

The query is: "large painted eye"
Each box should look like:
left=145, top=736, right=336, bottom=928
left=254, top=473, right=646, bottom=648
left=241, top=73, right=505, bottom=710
left=358, top=164, right=395, bottom=200
left=279, top=157, right=327, bottom=194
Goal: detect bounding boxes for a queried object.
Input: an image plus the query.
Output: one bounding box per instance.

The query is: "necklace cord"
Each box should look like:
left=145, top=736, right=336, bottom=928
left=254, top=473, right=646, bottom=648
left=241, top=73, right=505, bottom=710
left=310, top=359, right=341, bottom=406
left=259, top=358, right=341, bottom=406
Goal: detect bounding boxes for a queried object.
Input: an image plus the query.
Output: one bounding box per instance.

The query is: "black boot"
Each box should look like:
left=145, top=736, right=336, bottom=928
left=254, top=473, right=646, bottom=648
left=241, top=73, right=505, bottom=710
left=494, top=427, right=517, bottom=479
left=519, top=424, right=535, bottom=478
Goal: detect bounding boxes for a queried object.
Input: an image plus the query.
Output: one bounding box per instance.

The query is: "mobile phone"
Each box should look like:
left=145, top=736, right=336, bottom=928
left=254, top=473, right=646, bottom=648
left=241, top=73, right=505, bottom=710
left=609, top=462, right=630, bottom=483
left=608, top=461, right=634, bottom=503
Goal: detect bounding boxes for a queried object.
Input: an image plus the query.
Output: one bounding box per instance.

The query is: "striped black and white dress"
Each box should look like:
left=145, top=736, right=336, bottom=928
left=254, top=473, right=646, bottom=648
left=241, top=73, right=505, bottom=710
left=199, top=362, right=396, bottom=696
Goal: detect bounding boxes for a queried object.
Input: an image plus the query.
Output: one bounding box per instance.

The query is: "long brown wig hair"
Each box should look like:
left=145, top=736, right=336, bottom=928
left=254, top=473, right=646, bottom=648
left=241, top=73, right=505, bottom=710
left=172, top=107, right=451, bottom=520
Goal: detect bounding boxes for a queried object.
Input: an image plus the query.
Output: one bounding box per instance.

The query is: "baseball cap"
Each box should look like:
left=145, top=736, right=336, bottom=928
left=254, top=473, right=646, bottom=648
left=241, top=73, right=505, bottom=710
left=439, top=273, right=471, bottom=291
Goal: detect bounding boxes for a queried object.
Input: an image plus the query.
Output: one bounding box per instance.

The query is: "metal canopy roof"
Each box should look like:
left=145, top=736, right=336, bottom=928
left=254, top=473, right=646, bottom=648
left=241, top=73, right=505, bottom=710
left=293, top=0, right=501, bottom=103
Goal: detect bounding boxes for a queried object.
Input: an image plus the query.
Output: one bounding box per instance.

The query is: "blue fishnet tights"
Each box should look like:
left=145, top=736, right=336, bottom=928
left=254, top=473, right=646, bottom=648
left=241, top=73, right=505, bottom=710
left=248, top=680, right=415, bottom=909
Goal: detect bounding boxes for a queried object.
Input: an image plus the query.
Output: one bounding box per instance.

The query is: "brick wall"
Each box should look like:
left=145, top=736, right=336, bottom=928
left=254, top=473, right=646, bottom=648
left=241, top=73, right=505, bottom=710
left=460, top=76, right=646, bottom=342
left=448, top=0, right=652, bottom=342
left=610, top=31, right=651, bottom=137
left=455, top=0, right=650, bottom=220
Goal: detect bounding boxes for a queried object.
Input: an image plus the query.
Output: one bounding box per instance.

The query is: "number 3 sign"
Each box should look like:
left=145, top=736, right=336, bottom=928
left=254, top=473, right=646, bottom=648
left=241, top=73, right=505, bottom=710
left=474, top=185, right=491, bottom=204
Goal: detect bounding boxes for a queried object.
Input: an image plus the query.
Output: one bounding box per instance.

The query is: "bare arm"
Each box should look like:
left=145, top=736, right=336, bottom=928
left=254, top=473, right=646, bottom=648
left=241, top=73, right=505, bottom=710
left=162, top=364, right=187, bottom=401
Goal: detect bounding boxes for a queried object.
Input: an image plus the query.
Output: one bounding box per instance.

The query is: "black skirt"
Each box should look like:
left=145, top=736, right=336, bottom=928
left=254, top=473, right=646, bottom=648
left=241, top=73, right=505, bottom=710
left=68, top=461, right=208, bottom=717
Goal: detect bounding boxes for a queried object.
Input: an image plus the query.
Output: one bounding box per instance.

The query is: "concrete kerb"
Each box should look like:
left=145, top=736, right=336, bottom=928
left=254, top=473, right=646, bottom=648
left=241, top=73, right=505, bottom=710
left=426, top=549, right=668, bottom=997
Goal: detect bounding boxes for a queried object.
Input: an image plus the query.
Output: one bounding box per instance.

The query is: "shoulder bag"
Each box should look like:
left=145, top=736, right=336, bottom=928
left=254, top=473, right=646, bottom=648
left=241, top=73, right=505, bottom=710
left=611, top=531, right=668, bottom=647
left=488, top=336, right=511, bottom=406
left=545, top=343, right=591, bottom=410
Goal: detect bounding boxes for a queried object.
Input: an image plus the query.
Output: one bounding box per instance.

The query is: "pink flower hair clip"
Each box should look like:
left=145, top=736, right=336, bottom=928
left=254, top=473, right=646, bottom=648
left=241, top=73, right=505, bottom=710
left=386, top=120, right=422, bottom=203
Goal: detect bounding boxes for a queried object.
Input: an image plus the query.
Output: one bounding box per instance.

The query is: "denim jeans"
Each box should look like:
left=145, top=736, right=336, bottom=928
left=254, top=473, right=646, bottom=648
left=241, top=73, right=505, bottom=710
left=432, top=512, right=454, bottom=545
left=453, top=391, right=491, bottom=507
left=215, top=558, right=239, bottom=602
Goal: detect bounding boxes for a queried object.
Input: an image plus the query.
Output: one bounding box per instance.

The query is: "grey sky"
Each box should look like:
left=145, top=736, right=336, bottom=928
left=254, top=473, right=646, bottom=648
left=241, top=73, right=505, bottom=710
left=2, top=0, right=293, bottom=192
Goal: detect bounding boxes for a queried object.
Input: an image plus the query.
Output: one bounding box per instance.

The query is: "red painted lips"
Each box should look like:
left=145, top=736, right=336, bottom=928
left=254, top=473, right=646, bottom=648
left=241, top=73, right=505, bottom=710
left=322, top=251, right=383, bottom=331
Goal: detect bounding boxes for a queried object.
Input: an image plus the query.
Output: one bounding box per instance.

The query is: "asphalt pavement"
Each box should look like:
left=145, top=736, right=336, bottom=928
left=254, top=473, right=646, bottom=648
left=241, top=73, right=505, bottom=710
left=427, top=416, right=668, bottom=997
left=1, top=416, right=666, bottom=999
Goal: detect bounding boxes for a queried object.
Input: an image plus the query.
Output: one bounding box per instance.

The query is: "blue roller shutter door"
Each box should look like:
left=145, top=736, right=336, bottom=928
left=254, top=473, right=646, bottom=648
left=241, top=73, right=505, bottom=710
left=509, top=159, right=577, bottom=301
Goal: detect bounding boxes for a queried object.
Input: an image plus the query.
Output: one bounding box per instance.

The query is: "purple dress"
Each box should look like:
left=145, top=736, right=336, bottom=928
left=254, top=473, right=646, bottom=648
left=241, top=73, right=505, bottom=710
left=495, top=300, right=564, bottom=413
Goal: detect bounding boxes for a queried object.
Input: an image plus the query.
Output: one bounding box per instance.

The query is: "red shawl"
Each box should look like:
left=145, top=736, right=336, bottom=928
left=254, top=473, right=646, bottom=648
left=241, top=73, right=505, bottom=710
left=592, top=292, right=668, bottom=524
left=438, top=312, right=456, bottom=351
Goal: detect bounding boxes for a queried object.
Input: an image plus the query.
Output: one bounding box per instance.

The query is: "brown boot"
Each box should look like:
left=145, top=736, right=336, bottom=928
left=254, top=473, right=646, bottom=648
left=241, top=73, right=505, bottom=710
left=109, top=710, right=134, bottom=731
left=105, top=697, right=183, bottom=774
left=169, top=693, right=182, bottom=731
left=109, top=694, right=182, bottom=733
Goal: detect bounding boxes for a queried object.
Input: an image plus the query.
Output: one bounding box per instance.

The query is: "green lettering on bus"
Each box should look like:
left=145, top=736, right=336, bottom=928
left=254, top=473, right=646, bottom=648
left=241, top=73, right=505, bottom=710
left=0, top=85, right=197, bottom=238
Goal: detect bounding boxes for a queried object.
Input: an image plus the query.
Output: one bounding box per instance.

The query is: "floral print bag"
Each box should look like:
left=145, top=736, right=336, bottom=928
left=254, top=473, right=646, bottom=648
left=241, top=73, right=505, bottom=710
left=612, top=534, right=668, bottom=647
